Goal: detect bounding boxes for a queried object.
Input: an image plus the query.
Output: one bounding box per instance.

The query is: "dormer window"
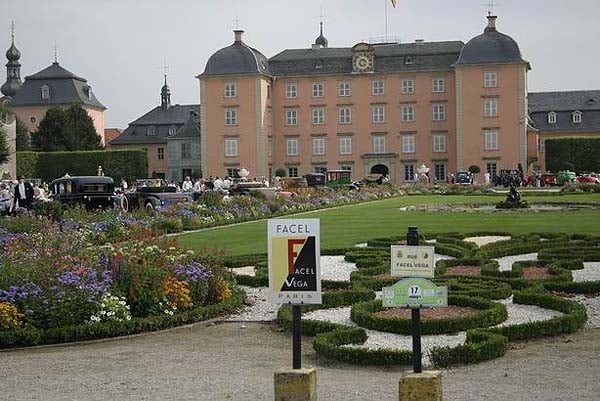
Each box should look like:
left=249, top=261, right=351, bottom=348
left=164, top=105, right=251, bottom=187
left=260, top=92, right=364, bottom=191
left=41, top=85, right=50, bottom=100
left=405, top=56, right=413, bottom=65
left=168, top=125, right=177, bottom=136
left=147, top=126, right=156, bottom=136
left=547, top=111, right=557, bottom=124
left=83, top=85, right=93, bottom=100
left=572, top=111, right=582, bottom=123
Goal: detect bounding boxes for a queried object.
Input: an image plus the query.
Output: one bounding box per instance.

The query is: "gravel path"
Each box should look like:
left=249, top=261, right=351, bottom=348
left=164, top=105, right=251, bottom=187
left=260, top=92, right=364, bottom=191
left=573, top=295, right=600, bottom=328
left=464, top=235, right=511, bottom=247
left=494, top=252, right=538, bottom=271
left=573, top=262, right=600, bottom=283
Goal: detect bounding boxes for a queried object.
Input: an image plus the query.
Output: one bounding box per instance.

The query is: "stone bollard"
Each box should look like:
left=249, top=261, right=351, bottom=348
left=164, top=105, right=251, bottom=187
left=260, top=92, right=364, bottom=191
left=399, top=370, right=443, bottom=401
left=274, top=367, right=317, bottom=401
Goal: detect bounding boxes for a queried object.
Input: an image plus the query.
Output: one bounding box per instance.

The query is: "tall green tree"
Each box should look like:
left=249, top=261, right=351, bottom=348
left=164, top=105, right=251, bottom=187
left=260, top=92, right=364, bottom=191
left=31, top=103, right=100, bottom=151
left=15, top=117, right=30, bottom=151
left=0, top=128, right=9, bottom=164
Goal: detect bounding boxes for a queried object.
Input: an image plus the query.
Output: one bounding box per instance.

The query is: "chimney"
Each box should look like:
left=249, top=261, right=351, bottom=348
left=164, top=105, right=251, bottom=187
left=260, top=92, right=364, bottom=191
left=485, top=15, right=497, bottom=32
left=414, top=39, right=425, bottom=44
left=234, top=30, right=244, bottom=43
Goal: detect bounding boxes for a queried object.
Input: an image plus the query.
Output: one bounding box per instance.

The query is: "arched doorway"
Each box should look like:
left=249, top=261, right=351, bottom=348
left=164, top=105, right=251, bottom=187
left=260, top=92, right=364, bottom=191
left=370, top=164, right=389, bottom=176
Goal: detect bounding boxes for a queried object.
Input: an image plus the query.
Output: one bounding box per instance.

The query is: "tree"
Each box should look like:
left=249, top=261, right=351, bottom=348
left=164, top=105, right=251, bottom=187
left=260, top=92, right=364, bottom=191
left=15, top=117, right=30, bottom=151
left=31, top=103, right=100, bottom=151
left=468, top=165, right=481, bottom=174
left=0, top=128, right=9, bottom=165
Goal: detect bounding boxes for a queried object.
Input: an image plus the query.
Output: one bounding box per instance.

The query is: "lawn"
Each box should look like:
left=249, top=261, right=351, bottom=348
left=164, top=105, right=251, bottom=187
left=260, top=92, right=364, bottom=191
left=176, top=193, right=600, bottom=256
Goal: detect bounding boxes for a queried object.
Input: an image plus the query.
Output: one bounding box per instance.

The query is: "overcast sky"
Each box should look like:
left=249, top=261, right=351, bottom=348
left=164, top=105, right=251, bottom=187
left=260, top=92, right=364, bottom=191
left=2, top=0, right=599, bottom=128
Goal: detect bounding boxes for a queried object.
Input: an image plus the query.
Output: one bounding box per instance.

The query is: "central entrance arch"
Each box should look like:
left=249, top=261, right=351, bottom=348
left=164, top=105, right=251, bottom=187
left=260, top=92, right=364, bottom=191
left=370, top=164, right=389, bottom=176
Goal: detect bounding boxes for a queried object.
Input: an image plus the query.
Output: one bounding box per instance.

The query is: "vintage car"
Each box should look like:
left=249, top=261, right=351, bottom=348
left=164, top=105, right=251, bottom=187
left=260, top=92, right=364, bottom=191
left=121, top=179, right=193, bottom=212
left=455, top=171, right=474, bottom=185
left=49, top=176, right=115, bottom=209
left=577, top=174, right=599, bottom=184
left=493, top=170, right=521, bottom=187
left=557, top=170, right=577, bottom=186
left=522, top=173, right=557, bottom=187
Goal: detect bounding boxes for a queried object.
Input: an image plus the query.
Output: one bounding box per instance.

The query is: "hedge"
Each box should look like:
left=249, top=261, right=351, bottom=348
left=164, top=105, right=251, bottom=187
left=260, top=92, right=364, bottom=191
left=544, top=280, right=600, bottom=294
left=545, top=137, right=600, bottom=173
left=350, top=296, right=508, bottom=335
left=430, top=328, right=508, bottom=368
left=17, top=150, right=148, bottom=183
left=0, top=288, right=245, bottom=348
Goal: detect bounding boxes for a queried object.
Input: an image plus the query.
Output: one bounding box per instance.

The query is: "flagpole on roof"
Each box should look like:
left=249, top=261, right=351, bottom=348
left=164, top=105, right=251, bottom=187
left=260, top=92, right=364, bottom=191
left=385, top=0, right=388, bottom=39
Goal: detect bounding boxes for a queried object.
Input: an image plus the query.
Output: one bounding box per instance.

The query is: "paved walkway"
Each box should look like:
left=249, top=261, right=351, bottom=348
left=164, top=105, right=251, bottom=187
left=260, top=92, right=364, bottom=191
left=1, top=322, right=598, bottom=401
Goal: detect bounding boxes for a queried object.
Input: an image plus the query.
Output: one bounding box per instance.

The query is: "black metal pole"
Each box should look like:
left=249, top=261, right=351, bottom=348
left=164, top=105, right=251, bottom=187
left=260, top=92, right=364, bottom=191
left=292, top=304, right=302, bottom=369
left=407, top=226, right=422, bottom=373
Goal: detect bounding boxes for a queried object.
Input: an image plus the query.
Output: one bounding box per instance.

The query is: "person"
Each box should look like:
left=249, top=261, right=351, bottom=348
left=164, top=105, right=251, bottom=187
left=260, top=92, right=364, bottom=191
left=484, top=171, right=491, bottom=185
left=182, top=176, right=193, bottom=192
left=120, top=178, right=128, bottom=191
left=12, top=177, right=34, bottom=212
left=0, top=183, right=11, bottom=214
left=193, top=178, right=203, bottom=192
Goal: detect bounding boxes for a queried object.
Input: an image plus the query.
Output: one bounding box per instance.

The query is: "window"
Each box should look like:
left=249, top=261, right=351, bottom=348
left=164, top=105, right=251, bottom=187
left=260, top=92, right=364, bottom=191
left=433, top=134, right=446, bottom=152
left=224, top=82, right=236, bottom=98
left=404, top=164, right=415, bottom=181
left=338, top=107, right=352, bottom=124
left=312, top=82, right=324, bottom=98
left=486, top=162, right=498, bottom=179
left=286, top=138, right=299, bottom=156
left=340, top=165, right=352, bottom=172
left=146, top=126, right=156, bottom=136
left=402, top=135, right=415, bottom=153
left=312, top=138, right=325, bottom=155
left=372, top=105, right=385, bottom=123
left=339, top=137, right=352, bottom=155
left=181, top=142, right=192, bottom=159
left=372, top=80, right=385, bottom=95
left=312, top=108, right=325, bottom=125
left=484, top=130, right=498, bottom=150
left=286, top=109, right=298, bottom=125
left=572, top=111, right=582, bottom=123
left=338, top=81, right=351, bottom=97
left=432, top=103, right=446, bottom=121
left=373, top=136, right=386, bottom=154
left=267, top=108, right=273, bottom=126
left=267, top=84, right=271, bottom=99
left=227, top=168, right=240, bottom=178
left=288, top=167, right=299, bottom=177
left=41, top=85, right=50, bottom=100
left=268, top=138, right=273, bottom=156
left=314, top=166, right=327, bottom=174
left=402, top=79, right=414, bottom=94
left=157, top=147, right=164, bottom=160
left=432, top=78, right=445, bottom=93
left=225, top=108, right=238, bottom=125
left=401, top=105, right=415, bottom=122
left=285, top=83, right=297, bottom=98
left=168, top=125, right=177, bottom=136
left=484, top=98, right=498, bottom=117
left=434, top=164, right=446, bottom=182
left=547, top=112, right=557, bottom=124
left=484, top=71, right=497, bottom=88
left=225, top=138, right=238, bottom=157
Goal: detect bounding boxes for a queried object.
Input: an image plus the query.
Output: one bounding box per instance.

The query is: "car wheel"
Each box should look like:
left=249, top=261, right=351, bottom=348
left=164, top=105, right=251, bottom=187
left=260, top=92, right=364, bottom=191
left=145, top=202, right=155, bottom=213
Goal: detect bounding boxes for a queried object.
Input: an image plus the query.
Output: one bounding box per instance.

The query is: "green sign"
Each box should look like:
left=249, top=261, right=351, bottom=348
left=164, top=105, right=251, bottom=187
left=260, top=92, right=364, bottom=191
left=382, top=278, right=447, bottom=309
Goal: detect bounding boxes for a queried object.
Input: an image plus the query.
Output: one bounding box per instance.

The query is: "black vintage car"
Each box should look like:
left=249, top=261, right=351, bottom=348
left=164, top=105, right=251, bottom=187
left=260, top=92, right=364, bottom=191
left=121, top=179, right=193, bottom=212
left=49, top=176, right=115, bottom=209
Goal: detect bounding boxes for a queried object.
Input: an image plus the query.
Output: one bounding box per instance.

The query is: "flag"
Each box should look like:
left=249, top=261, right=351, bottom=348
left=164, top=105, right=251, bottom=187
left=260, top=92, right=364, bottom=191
left=390, top=0, right=397, bottom=7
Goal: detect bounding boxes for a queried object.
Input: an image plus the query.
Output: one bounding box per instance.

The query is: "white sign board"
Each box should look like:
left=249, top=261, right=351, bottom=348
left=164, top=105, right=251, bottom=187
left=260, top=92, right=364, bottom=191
left=268, top=219, right=321, bottom=304
left=390, top=245, right=435, bottom=278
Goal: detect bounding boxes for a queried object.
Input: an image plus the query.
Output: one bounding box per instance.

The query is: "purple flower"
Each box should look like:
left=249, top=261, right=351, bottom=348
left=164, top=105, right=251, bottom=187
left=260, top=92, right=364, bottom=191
left=175, top=261, right=213, bottom=283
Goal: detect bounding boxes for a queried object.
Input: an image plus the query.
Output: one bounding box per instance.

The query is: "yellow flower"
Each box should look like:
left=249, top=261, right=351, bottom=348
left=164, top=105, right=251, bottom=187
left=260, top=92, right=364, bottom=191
left=0, top=302, right=24, bottom=330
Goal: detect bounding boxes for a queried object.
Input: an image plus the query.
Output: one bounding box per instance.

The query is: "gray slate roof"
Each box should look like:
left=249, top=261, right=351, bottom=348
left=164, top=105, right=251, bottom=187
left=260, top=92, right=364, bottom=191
left=110, top=104, right=199, bottom=145
left=202, top=42, right=270, bottom=76
left=269, top=41, right=464, bottom=76
left=168, top=113, right=200, bottom=140
left=528, top=90, right=600, bottom=133
left=9, top=62, right=106, bottom=109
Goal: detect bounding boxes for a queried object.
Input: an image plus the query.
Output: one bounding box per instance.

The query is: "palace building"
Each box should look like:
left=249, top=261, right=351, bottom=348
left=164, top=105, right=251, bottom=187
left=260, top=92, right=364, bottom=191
left=198, top=14, right=530, bottom=182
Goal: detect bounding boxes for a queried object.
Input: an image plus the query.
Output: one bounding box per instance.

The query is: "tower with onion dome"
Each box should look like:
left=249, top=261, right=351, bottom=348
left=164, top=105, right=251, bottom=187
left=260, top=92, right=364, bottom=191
left=1, top=22, right=22, bottom=98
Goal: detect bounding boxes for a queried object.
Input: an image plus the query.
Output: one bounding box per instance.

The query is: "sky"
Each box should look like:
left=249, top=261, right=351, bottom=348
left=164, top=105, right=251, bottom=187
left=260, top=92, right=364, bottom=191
left=2, top=0, right=599, bottom=129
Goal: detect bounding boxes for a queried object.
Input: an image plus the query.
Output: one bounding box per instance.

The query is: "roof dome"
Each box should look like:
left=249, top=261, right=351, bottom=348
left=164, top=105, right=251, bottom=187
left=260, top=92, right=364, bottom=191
left=6, top=41, right=20, bottom=61
left=1, top=79, right=21, bottom=97
left=314, top=22, right=328, bottom=48
left=202, top=30, right=270, bottom=76
left=456, top=15, right=526, bottom=65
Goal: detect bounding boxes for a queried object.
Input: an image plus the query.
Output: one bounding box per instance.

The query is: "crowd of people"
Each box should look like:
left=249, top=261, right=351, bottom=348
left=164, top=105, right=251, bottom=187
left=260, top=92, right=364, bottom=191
left=121, top=176, right=271, bottom=194
left=0, top=177, right=50, bottom=215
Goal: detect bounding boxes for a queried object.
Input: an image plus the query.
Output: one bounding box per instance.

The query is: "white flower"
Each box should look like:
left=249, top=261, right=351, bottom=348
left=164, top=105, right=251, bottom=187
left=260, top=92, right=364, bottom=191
left=126, top=316, right=131, bottom=320
left=119, top=301, right=126, bottom=306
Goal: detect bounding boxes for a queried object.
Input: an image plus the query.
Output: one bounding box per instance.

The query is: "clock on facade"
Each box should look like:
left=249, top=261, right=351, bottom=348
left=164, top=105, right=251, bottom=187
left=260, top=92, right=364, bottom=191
left=354, top=54, right=372, bottom=72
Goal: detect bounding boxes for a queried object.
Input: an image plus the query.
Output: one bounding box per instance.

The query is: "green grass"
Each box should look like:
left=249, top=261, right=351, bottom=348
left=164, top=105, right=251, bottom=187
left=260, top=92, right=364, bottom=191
left=176, top=194, right=600, bottom=256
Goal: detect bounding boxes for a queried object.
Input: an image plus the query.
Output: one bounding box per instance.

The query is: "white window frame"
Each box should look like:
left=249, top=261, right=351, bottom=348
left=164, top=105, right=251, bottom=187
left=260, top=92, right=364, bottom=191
left=168, top=125, right=177, bottom=136
left=548, top=112, right=557, bottom=124
left=288, top=167, right=299, bottom=178
left=572, top=111, right=582, bottom=123
left=285, top=83, right=297, bottom=99
left=146, top=126, right=156, bottom=136
left=338, top=107, right=352, bottom=124
left=224, top=82, right=237, bottom=98
left=314, top=165, right=327, bottom=174
left=372, top=80, right=385, bottom=95
left=432, top=103, right=446, bottom=121
left=484, top=71, right=497, bottom=88
left=340, top=165, right=352, bottom=172
left=373, top=136, right=386, bottom=154
left=433, top=134, right=446, bottom=153
left=312, top=108, right=325, bottom=125
left=225, top=107, right=238, bottom=125
left=432, top=78, right=445, bottom=93
left=157, top=147, right=164, bottom=160
left=434, top=163, right=446, bottom=181
left=41, top=85, right=50, bottom=100
left=404, top=164, right=415, bottom=181
left=401, top=79, right=414, bottom=94
left=286, top=138, right=299, bottom=156
left=401, top=135, right=415, bottom=153
left=338, top=81, right=351, bottom=97
left=484, top=98, right=498, bottom=117
left=312, top=138, right=325, bottom=156
left=339, top=137, right=352, bottom=155
left=486, top=162, right=498, bottom=179
left=225, top=138, right=238, bottom=157
left=401, top=105, right=415, bottom=122
left=286, top=109, right=298, bottom=126
left=372, top=105, right=385, bottom=123
left=484, top=130, right=499, bottom=150
left=312, top=82, right=324, bottom=98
